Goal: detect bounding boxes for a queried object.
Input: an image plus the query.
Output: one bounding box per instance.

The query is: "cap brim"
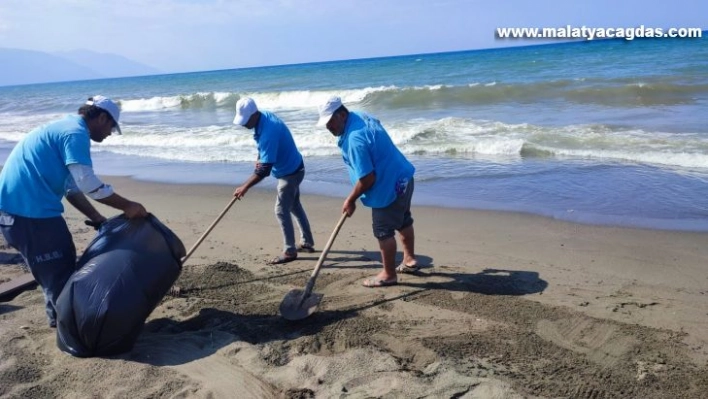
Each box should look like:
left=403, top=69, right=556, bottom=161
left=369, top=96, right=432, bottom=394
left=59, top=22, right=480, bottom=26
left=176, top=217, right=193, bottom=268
left=316, top=113, right=333, bottom=127
left=114, top=124, right=122, bottom=135
left=233, top=114, right=249, bottom=126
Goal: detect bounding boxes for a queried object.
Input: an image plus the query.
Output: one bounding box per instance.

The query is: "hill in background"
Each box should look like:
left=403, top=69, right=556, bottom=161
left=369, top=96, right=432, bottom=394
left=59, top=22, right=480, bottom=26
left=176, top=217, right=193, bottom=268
left=0, top=48, right=162, bottom=87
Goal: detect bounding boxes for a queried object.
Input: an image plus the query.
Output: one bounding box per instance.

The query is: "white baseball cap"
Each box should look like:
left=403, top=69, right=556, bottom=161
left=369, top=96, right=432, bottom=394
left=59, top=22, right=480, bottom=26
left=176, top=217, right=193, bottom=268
left=316, top=96, right=343, bottom=127
left=233, top=97, right=258, bottom=126
left=87, top=95, right=122, bottom=134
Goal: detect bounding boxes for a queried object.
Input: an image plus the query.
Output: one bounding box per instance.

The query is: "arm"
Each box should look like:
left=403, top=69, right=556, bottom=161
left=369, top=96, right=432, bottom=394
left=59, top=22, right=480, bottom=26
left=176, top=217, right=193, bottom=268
left=343, top=171, right=375, bottom=216
left=342, top=132, right=375, bottom=216
left=95, top=193, right=147, bottom=218
left=233, top=162, right=273, bottom=199
left=65, top=191, right=106, bottom=224
left=67, top=164, right=147, bottom=219
left=65, top=169, right=106, bottom=223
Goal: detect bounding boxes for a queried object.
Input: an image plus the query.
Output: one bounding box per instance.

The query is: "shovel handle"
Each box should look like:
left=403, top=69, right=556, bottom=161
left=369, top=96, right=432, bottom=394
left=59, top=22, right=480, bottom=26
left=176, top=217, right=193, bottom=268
left=181, top=196, right=239, bottom=265
left=301, top=212, right=348, bottom=298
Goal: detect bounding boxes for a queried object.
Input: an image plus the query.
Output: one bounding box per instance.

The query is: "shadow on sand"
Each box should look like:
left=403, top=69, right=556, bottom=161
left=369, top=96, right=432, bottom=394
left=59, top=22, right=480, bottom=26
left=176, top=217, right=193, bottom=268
left=0, top=303, right=22, bottom=315
left=128, top=251, right=547, bottom=366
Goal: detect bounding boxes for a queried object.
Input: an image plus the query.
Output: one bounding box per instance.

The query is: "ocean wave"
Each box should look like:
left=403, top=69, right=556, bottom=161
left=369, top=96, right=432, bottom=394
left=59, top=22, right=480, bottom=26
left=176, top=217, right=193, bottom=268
left=360, top=79, right=708, bottom=108
left=386, top=119, right=708, bottom=169
left=529, top=145, right=708, bottom=169
left=4, top=77, right=700, bottom=115
left=120, top=92, right=239, bottom=111
left=3, top=108, right=708, bottom=170
left=114, top=78, right=707, bottom=113
left=116, top=87, right=395, bottom=112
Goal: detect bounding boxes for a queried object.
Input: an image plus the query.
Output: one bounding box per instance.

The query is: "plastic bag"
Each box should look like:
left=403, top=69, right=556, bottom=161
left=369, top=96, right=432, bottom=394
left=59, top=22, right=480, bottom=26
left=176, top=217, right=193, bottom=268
left=56, top=214, right=185, bottom=357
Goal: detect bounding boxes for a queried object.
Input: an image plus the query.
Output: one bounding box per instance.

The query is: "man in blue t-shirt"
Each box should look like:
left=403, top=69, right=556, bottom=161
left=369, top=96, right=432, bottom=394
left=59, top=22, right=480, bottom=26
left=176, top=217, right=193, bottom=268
left=232, top=97, right=315, bottom=265
left=316, top=96, right=418, bottom=288
left=0, top=96, right=148, bottom=327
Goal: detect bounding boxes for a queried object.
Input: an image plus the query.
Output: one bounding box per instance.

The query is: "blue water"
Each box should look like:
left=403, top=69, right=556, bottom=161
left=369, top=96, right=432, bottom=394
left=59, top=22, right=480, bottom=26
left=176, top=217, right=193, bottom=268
left=1, top=36, right=707, bottom=231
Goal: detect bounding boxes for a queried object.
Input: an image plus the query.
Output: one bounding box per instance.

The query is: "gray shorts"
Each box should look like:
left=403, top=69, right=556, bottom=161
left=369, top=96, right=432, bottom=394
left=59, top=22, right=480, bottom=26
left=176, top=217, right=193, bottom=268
left=371, top=178, right=414, bottom=240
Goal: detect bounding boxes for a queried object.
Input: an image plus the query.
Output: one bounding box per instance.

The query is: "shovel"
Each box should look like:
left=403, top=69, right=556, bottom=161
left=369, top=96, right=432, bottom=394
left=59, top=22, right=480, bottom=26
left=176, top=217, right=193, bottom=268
left=168, top=196, right=239, bottom=296
left=181, top=196, right=239, bottom=265
left=279, top=212, right=348, bottom=320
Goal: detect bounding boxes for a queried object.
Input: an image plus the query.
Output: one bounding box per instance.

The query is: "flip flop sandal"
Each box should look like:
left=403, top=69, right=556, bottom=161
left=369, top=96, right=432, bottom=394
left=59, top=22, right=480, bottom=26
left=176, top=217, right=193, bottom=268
left=395, top=263, right=421, bottom=274
left=362, top=277, right=398, bottom=288
left=297, top=244, right=316, bottom=253
left=266, top=254, right=297, bottom=265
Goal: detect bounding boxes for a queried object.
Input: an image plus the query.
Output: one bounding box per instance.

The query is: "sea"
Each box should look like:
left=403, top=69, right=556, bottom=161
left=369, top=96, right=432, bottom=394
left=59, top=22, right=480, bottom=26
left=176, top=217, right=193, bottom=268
left=1, top=36, right=707, bottom=232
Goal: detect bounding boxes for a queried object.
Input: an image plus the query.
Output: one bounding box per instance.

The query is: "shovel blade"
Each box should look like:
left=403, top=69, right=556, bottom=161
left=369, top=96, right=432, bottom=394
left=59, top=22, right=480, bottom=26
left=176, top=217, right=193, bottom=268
left=279, top=289, right=324, bottom=321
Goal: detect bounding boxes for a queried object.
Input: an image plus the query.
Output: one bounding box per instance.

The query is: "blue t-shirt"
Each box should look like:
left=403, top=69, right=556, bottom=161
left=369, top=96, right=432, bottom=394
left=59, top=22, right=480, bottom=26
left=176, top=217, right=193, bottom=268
left=254, top=111, right=303, bottom=178
left=338, top=111, right=415, bottom=208
left=0, top=115, right=92, bottom=218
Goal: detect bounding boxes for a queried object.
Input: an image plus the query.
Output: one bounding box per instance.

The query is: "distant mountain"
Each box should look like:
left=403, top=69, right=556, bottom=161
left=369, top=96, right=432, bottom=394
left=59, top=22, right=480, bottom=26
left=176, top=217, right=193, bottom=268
left=54, top=49, right=162, bottom=79
left=0, top=48, right=162, bottom=87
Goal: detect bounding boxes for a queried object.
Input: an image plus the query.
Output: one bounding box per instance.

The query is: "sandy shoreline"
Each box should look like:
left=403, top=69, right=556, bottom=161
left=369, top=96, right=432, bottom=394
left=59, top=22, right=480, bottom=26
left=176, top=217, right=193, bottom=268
left=2, top=176, right=708, bottom=398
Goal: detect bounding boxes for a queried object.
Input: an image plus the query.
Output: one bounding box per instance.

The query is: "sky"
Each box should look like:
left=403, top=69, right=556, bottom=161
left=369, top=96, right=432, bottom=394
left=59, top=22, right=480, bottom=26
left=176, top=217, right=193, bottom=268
left=0, top=0, right=705, bottom=74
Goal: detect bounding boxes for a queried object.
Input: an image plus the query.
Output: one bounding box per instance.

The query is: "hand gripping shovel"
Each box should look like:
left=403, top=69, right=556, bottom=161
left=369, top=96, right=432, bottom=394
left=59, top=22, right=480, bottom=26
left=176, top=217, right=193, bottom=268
left=279, top=213, right=348, bottom=321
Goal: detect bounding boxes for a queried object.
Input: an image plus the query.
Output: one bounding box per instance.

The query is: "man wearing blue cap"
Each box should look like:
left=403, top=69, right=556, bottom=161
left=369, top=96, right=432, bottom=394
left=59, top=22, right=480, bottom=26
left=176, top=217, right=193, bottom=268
left=0, top=96, right=148, bottom=327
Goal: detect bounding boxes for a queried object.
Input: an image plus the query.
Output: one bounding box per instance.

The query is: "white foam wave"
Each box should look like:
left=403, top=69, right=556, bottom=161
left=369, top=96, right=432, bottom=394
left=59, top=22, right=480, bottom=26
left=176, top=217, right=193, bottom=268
left=536, top=146, right=708, bottom=169
left=121, top=96, right=182, bottom=111
left=383, top=118, right=527, bottom=158
left=97, top=127, right=249, bottom=148
left=120, top=92, right=237, bottom=112
left=0, top=113, right=69, bottom=141
left=3, top=109, right=708, bottom=171
left=475, top=138, right=525, bottom=155
left=117, top=85, right=458, bottom=114
left=246, top=86, right=398, bottom=110
left=379, top=118, right=708, bottom=169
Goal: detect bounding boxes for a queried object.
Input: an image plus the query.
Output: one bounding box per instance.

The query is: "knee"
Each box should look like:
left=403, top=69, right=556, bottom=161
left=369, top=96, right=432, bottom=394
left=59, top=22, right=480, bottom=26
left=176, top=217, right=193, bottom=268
left=374, top=229, right=395, bottom=241
left=399, top=222, right=414, bottom=234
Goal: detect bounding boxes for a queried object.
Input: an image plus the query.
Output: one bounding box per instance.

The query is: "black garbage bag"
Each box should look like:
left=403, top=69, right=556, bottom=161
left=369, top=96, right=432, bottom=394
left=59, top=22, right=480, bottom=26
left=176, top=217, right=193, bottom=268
left=56, top=214, right=185, bottom=357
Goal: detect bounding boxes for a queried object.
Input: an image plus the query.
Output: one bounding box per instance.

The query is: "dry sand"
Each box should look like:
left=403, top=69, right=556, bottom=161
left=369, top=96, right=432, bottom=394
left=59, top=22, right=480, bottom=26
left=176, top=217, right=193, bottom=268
left=1, top=176, right=708, bottom=398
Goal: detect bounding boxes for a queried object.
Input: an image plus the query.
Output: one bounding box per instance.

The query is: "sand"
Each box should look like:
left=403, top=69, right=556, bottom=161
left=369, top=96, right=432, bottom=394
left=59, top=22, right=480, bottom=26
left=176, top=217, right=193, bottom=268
left=1, top=176, right=708, bottom=398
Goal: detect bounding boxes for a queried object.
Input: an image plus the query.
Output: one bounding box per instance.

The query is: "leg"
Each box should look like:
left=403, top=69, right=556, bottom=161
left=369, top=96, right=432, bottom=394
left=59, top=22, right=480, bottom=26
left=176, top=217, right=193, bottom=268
left=398, top=224, right=417, bottom=267
left=289, top=170, right=314, bottom=248
left=275, top=176, right=297, bottom=256
left=377, top=236, right=398, bottom=280
left=1, top=215, right=76, bottom=326
left=396, top=178, right=417, bottom=270
left=366, top=176, right=418, bottom=284
left=362, top=236, right=398, bottom=287
left=364, top=208, right=399, bottom=287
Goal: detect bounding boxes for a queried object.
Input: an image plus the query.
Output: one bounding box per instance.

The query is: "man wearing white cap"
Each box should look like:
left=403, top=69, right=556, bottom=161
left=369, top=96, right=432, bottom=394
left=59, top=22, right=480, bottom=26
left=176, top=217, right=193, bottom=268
left=317, top=96, right=418, bottom=288
left=0, top=96, right=148, bottom=327
left=232, top=97, right=315, bottom=265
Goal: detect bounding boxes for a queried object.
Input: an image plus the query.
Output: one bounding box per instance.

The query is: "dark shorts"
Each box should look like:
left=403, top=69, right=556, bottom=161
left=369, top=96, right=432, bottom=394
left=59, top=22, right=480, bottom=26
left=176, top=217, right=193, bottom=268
left=0, top=213, right=76, bottom=323
left=371, top=178, right=414, bottom=240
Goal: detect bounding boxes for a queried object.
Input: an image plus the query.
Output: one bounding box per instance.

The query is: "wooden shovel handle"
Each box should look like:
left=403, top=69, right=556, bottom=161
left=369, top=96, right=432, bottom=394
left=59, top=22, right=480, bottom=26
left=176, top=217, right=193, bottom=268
left=301, top=213, right=348, bottom=297
left=181, top=196, right=239, bottom=265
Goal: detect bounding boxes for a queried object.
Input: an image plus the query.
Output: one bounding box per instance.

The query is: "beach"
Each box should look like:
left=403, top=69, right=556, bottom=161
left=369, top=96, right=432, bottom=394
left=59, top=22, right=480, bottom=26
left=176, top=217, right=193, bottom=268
left=1, top=176, right=707, bottom=398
